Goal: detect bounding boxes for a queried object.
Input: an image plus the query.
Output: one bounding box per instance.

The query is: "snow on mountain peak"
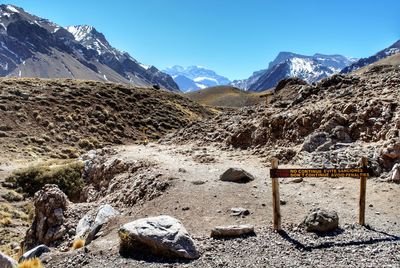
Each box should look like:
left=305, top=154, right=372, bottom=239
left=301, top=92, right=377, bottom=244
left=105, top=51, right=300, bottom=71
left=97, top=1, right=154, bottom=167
left=6, top=5, right=19, bottom=13
left=66, top=25, right=94, bottom=42
left=163, top=65, right=231, bottom=92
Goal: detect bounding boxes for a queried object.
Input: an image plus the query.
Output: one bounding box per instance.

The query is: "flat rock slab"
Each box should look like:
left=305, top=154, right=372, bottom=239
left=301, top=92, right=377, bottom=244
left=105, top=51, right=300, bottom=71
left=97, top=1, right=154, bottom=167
left=211, top=225, right=255, bottom=238
left=220, top=168, right=255, bottom=183
left=118, top=215, right=199, bottom=259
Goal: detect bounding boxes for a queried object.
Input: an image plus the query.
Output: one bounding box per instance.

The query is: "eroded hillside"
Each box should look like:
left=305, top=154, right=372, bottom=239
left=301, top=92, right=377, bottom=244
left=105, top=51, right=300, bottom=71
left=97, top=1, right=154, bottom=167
left=0, top=78, right=212, bottom=161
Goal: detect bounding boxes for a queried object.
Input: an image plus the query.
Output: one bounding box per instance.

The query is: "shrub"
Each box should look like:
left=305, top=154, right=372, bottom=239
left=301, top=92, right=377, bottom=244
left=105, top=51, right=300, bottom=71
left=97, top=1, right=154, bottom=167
left=8, top=161, right=84, bottom=200
left=18, top=258, right=44, bottom=268
left=72, top=239, right=85, bottom=250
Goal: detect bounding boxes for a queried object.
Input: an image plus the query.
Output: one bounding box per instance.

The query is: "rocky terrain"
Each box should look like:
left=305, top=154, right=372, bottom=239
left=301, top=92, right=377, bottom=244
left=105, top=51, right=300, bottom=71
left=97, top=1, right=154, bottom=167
left=0, top=78, right=211, bottom=161
left=0, top=55, right=399, bottom=267
left=166, top=64, right=400, bottom=177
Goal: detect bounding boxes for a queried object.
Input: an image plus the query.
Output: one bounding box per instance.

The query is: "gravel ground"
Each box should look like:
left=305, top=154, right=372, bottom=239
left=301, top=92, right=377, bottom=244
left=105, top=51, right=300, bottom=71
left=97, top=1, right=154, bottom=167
left=43, top=224, right=400, bottom=268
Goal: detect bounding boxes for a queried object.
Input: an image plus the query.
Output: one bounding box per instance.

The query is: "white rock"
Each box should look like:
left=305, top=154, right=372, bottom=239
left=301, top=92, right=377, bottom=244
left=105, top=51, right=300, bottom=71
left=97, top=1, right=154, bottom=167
left=0, top=252, right=18, bottom=268
left=118, top=215, right=199, bottom=259
left=391, top=163, right=400, bottom=182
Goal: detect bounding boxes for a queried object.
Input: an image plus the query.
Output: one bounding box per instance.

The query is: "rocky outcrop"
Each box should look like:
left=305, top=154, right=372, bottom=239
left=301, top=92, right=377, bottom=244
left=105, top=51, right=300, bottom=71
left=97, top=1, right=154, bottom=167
left=118, top=215, right=199, bottom=259
left=24, top=184, right=69, bottom=249
left=302, top=208, right=339, bottom=233
left=220, top=168, right=255, bottom=183
left=80, top=150, right=169, bottom=206
left=210, top=225, right=255, bottom=238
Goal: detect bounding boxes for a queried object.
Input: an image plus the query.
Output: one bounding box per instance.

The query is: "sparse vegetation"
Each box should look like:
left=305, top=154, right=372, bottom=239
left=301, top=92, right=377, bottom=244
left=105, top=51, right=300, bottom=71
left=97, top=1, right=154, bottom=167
left=18, top=258, right=44, bottom=268
left=2, top=190, right=24, bottom=202
left=72, top=239, right=85, bottom=250
left=7, top=160, right=84, bottom=199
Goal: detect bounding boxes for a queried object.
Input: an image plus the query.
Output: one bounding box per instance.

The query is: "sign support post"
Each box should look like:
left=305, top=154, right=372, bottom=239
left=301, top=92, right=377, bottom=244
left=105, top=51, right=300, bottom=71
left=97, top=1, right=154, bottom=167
left=271, top=157, right=281, bottom=231
left=359, top=157, right=368, bottom=226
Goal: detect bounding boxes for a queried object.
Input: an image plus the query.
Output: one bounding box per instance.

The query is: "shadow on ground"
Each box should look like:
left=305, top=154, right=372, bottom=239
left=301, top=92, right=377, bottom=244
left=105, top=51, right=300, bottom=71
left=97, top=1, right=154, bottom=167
left=278, top=226, right=400, bottom=252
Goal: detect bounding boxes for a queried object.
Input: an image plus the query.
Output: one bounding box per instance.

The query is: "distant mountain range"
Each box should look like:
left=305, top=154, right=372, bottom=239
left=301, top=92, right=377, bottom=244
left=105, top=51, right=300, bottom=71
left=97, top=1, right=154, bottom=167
left=232, top=53, right=357, bottom=91
left=341, top=40, right=400, bottom=73
left=163, top=66, right=231, bottom=92
left=0, top=4, right=179, bottom=91
left=1, top=4, right=399, bottom=94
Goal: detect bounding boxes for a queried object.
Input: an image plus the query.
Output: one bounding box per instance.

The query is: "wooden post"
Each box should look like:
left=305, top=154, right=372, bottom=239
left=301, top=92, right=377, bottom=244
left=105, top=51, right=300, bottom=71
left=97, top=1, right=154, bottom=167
left=359, top=157, right=368, bottom=225
left=271, top=158, right=281, bottom=231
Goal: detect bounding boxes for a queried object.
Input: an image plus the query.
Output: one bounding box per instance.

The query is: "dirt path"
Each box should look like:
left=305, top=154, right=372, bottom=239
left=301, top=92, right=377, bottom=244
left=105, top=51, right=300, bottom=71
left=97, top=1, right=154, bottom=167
left=43, top=142, right=400, bottom=267
left=108, top=143, right=400, bottom=235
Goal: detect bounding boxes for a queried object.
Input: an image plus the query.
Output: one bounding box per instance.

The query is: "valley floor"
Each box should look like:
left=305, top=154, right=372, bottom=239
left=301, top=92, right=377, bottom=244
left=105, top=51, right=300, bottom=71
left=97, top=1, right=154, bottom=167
left=33, top=143, right=400, bottom=267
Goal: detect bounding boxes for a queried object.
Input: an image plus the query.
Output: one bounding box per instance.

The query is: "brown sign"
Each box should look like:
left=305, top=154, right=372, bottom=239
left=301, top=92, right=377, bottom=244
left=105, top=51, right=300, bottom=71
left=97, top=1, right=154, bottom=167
left=270, top=168, right=372, bottom=178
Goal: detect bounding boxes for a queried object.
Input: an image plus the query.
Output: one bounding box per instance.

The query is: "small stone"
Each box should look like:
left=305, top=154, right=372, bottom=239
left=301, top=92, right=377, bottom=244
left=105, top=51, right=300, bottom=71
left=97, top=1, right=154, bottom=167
left=289, top=178, right=304, bottom=183
left=210, top=225, right=255, bottom=238
left=230, top=207, right=250, bottom=217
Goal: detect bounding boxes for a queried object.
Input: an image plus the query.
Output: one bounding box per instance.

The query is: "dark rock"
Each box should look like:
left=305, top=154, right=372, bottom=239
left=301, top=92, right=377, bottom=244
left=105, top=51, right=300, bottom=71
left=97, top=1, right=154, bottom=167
left=302, top=208, right=339, bottom=233
left=220, top=168, right=255, bottom=183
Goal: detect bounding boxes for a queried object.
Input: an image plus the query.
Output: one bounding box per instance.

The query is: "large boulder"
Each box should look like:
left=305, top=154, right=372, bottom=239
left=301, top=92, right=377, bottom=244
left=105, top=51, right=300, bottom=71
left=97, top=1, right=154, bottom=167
left=211, top=225, right=255, bottom=238
left=19, top=245, right=50, bottom=262
left=0, top=252, right=18, bottom=268
left=75, top=204, right=120, bottom=245
left=302, top=208, right=339, bottom=233
left=24, top=184, right=69, bottom=249
left=118, top=215, right=199, bottom=259
left=220, top=168, right=255, bottom=183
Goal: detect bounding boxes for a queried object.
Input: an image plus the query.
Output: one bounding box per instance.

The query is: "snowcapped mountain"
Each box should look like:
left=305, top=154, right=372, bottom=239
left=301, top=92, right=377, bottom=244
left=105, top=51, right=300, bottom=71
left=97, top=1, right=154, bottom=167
left=0, top=5, right=179, bottom=91
left=233, top=52, right=357, bottom=92
left=163, top=65, right=231, bottom=92
left=341, top=40, right=400, bottom=73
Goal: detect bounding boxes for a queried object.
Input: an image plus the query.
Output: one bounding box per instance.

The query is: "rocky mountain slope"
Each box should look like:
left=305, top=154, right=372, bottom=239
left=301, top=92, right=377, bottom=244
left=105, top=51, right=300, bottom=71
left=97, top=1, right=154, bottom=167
left=341, top=39, right=400, bottom=73
left=0, top=78, right=211, bottom=160
left=166, top=63, right=400, bottom=176
left=0, top=5, right=179, bottom=91
left=163, top=65, right=231, bottom=92
left=232, top=52, right=356, bottom=91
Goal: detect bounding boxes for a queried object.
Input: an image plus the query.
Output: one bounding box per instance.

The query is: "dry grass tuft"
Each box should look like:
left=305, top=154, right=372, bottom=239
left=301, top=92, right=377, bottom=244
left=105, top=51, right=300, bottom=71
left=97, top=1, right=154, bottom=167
left=72, top=239, right=85, bottom=250
left=18, top=258, right=44, bottom=268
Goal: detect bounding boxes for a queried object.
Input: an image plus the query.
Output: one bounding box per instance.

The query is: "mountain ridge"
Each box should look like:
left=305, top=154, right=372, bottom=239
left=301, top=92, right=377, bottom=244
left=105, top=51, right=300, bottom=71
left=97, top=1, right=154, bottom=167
left=341, top=40, right=400, bottom=73
left=232, top=52, right=357, bottom=91
left=163, top=65, right=231, bottom=92
left=0, top=5, right=179, bottom=91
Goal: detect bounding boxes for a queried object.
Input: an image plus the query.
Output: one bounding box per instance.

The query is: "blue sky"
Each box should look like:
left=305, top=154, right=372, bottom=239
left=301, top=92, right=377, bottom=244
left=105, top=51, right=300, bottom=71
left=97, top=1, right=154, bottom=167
left=2, top=0, right=400, bottom=80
